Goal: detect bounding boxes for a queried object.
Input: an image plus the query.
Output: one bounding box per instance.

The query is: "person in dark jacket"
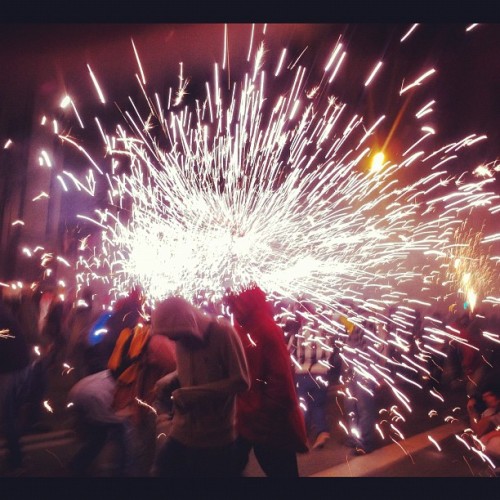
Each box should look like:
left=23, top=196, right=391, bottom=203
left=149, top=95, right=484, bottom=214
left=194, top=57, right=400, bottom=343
left=64, top=287, right=101, bottom=380
left=0, top=299, right=32, bottom=471
left=225, top=285, right=309, bottom=477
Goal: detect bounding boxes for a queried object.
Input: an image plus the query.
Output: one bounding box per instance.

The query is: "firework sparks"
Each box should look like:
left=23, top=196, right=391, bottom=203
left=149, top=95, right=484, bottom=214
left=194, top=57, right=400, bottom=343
left=25, top=25, right=500, bottom=458
left=43, top=400, right=54, bottom=413
left=59, top=45, right=497, bottom=311
left=428, top=435, right=442, bottom=451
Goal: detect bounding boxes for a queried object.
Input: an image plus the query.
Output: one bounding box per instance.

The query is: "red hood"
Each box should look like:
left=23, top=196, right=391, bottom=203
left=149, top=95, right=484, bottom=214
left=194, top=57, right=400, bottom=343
left=226, top=285, right=274, bottom=324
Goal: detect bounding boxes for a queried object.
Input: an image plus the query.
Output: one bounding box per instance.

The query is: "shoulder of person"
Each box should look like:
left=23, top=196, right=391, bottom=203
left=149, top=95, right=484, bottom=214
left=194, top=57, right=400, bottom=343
left=209, top=317, right=238, bottom=338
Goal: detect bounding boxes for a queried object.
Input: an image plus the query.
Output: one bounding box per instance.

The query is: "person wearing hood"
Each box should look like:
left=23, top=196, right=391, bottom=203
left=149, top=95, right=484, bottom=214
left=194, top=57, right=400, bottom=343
left=151, top=296, right=250, bottom=477
left=224, top=286, right=309, bottom=477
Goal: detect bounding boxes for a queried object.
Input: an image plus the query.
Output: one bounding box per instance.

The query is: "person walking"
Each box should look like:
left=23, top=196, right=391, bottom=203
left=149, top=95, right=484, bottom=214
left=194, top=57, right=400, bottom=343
left=151, top=296, right=250, bottom=477
left=0, top=299, right=33, bottom=472
left=340, top=311, right=381, bottom=455
left=285, top=305, right=332, bottom=450
left=66, top=368, right=134, bottom=477
left=224, top=285, right=309, bottom=477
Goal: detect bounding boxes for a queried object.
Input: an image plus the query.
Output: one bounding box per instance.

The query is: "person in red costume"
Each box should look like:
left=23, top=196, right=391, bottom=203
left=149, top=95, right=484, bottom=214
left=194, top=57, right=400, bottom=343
left=224, top=285, right=309, bottom=477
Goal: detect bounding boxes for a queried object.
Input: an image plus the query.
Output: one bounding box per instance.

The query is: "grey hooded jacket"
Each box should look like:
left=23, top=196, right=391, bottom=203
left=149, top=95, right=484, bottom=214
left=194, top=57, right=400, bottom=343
left=152, top=297, right=250, bottom=447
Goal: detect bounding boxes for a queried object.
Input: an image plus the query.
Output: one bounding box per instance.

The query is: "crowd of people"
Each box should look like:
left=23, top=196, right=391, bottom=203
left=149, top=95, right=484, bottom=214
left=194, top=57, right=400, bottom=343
left=1, top=279, right=499, bottom=476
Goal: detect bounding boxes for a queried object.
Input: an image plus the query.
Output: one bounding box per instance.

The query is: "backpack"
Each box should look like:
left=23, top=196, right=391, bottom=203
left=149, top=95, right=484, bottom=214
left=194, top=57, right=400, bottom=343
left=107, top=324, right=151, bottom=420
left=108, top=323, right=151, bottom=383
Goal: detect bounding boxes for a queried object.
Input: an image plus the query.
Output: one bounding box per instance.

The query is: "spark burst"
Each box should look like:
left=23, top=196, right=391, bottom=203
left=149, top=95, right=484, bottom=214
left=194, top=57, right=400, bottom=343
left=445, top=222, right=497, bottom=312
left=29, top=25, right=500, bottom=455
left=49, top=28, right=499, bottom=311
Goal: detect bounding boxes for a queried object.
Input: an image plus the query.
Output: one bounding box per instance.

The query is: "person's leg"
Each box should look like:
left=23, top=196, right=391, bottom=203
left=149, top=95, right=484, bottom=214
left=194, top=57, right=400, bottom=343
left=69, top=420, right=109, bottom=475
left=343, top=383, right=361, bottom=447
left=352, top=381, right=377, bottom=453
left=294, top=374, right=311, bottom=432
left=309, top=384, right=329, bottom=435
left=132, top=411, right=157, bottom=476
left=2, top=376, right=24, bottom=469
left=189, top=441, right=240, bottom=477
left=1, top=366, right=32, bottom=469
left=466, top=365, right=486, bottom=398
left=108, top=419, right=135, bottom=476
left=298, top=374, right=330, bottom=448
left=24, top=360, right=48, bottom=430
left=253, top=443, right=299, bottom=477
left=153, top=437, right=187, bottom=477
left=234, top=435, right=253, bottom=476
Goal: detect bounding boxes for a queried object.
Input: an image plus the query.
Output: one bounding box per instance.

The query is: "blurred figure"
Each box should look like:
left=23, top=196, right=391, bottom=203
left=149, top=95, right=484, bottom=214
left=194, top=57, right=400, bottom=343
left=108, top=321, right=177, bottom=476
left=285, top=304, right=332, bottom=450
left=66, top=313, right=177, bottom=477
left=41, top=286, right=68, bottom=367
left=225, top=286, right=308, bottom=477
left=2, top=283, right=49, bottom=433
left=466, top=382, right=500, bottom=464
left=85, top=288, right=143, bottom=375
left=340, top=311, right=381, bottom=455
left=461, top=314, right=488, bottom=397
left=151, top=296, right=249, bottom=477
left=67, top=369, right=134, bottom=477
left=64, top=287, right=100, bottom=380
left=420, top=310, right=448, bottom=388
left=65, top=288, right=143, bottom=476
left=3, top=283, right=41, bottom=347
left=0, top=298, right=32, bottom=472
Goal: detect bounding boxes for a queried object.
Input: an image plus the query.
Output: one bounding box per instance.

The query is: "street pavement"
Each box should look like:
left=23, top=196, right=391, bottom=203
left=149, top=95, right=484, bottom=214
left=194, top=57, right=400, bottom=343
left=1, top=369, right=498, bottom=478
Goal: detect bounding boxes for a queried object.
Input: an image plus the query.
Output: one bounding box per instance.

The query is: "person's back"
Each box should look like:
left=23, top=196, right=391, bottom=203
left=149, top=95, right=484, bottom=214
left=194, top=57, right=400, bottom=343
left=225, top=286, right=308, bottom=477
left=238, top=310, right=307, bottom=450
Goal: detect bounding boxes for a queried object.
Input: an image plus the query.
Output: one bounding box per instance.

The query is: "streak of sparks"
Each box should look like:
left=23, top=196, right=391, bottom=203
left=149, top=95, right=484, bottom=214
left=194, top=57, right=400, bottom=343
left=400, top=68, right=436, bottom=95
left=400, top=24, right=419, bottom=43
left=43, top=400, right=54, bottom=413
left=364, top=61, right=383, bottom=87
left=28, top=26, right=500, bottom=450
left=427, top=435, right=442, bottom=451
left=0, top=329, right=14, bottom=339
left=389, top=436, right=416, bottom=464
left=135, top=397, right=158, bottom=415
left=87, top=64, right=106, bottom=104
left=131, top=38, right=147, bottom=85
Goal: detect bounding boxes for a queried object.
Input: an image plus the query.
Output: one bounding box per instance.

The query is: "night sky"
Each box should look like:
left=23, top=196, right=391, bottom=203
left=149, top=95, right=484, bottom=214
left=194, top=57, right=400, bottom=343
left=0, top=0, right=498, bottom=170
left=1, top=22, right=498, bottom=153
